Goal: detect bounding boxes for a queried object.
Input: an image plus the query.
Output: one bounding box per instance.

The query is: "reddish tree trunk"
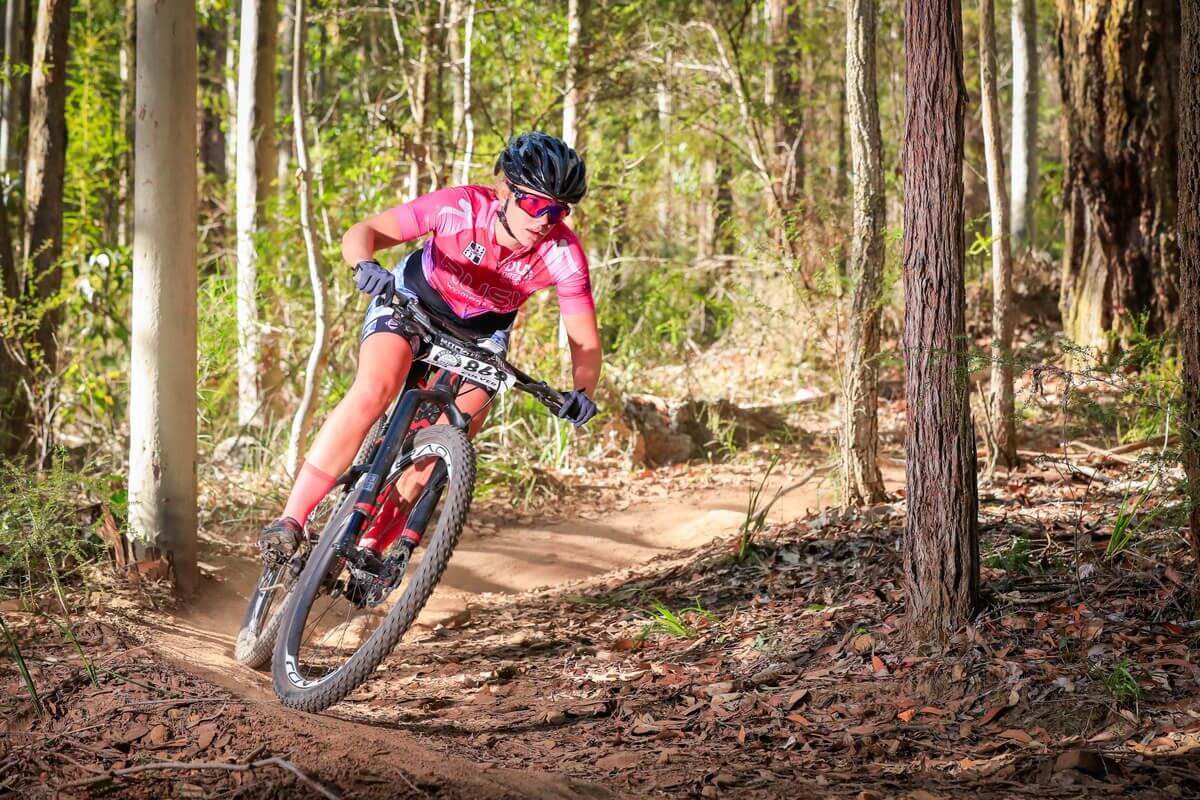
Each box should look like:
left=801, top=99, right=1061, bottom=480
left=901, top=0, right=980, bottom=644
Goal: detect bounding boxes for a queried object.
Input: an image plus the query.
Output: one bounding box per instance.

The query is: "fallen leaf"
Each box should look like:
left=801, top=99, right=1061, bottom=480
left=146, top=724, right=170, bottom=745
left=1053, top=749, right=1110, bottom=777
left=785, top=688, right=810, bottom=709
left=851, top=633, right=874, bottom=654
left=871, top=655, right=887, bottom=674
left=998, top=728, right=1034, bottom=745
left=595, top=751, right=640, bottom=771
left=979, top=703, right=1010, bottom=726
left=195, top=724, right=217, bottom=751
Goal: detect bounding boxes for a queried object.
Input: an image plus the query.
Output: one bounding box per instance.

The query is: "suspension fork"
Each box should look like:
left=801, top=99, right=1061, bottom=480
left=336, top=382, right=468, bottom=552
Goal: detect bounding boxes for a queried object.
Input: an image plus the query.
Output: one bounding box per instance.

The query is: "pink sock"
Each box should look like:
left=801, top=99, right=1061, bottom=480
left=283, top=462, right=337, bottom=526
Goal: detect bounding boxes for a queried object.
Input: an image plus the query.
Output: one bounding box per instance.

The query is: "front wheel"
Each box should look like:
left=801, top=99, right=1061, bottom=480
left=271, top=425, right=475, bottom=711
left=233, top=482, right=352, bottom=669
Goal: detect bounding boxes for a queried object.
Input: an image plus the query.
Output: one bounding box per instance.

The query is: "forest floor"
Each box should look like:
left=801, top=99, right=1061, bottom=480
left=5, top=391, right=1200, bottom=797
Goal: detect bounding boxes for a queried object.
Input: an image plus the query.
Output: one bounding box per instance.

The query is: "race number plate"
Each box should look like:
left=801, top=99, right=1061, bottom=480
left=421, top=337, right=513, bottom=392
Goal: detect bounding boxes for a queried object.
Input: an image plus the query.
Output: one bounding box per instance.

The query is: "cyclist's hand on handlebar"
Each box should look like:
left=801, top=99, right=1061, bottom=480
left=556, top=389, right=597, bottom=428
left=354, top=260, right=395, bottom=304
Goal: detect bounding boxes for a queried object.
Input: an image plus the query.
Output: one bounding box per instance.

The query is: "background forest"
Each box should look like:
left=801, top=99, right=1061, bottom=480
left=3, top=0, right=1200, bottom=796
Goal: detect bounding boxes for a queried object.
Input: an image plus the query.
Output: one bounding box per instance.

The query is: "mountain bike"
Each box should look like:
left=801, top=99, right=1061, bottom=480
left=232, top=293, right=567, bottom=712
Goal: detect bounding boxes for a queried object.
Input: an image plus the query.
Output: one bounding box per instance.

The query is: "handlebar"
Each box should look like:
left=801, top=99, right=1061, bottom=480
left=385, top=291, right=567, bottom=414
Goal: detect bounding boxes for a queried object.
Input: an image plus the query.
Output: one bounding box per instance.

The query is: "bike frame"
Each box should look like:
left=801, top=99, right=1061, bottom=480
left=326, top=294, right=565, bottom=561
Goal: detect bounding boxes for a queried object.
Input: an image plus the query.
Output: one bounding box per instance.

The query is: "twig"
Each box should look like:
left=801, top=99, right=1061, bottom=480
left=57, top=757, right=341, bottom=799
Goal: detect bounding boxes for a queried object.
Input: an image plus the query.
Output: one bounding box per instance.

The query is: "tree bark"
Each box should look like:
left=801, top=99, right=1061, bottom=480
left=235, top=0, right=276, bottom=427
left=562, top=0, right=586, bottom=151
left=1179, top=0, right=1200, bottom=606
left=198, top=12, right=227, bottom=223
left=117, top=0, right=134, bottom=249
left=276, top=0, right=294, bottom=198
left=129, top=0, right=199, bottom=595
left=840, top=0, right=886, bottom=507
left=980, top=0, right=1017, bottom=471
left=23, top=0, right=69, bottom=381
left=285, top=0, right=329, bottom=477
left=0, top=0, right=29, bottom=174
left=656, top=51, right=673, bottom=232
left=255, top=0, right=277, bottom=202
left=901, top=0, right=979, bottom=644
left=1010, top=0, right=1037, bottom=254
left=763, top=0, right=803, bottom=246
left=1057, top=0, right=1180, bottom=353
left=459, top=0, right=476, bottom=185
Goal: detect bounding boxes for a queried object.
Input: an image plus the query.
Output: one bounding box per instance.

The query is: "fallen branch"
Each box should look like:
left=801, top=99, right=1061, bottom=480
left=57, top=756, right=341, bottom=799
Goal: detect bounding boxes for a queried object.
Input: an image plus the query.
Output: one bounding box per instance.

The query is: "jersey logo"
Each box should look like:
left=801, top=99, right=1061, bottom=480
left=438, top=198, right=474, bottom=234
left=462, top=241, right=486, bottom=265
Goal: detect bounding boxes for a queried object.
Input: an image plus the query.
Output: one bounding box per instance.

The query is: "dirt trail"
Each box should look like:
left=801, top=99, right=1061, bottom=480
left=175, top=462, right=864, bottom=659
left=126, top=459, right=891, bottom=796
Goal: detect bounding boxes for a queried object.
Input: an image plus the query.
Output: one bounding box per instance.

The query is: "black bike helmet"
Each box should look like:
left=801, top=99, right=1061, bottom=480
left=495, top=132, right=587, bottom=204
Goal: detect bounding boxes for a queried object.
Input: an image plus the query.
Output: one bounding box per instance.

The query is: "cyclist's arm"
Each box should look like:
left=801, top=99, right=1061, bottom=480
left=341, top=209, right=410, bottom=265
left=562, top=310, right=602, bottom=397
left=341, top=187, right=468, bottom=266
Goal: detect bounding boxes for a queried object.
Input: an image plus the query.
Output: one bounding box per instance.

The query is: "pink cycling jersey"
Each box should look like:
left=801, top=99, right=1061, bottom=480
left=386, top=185, right=594, bottom=319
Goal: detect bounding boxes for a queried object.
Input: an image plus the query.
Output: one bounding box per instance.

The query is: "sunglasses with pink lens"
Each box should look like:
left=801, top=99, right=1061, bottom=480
left=507, top=182, right=571, bottom=224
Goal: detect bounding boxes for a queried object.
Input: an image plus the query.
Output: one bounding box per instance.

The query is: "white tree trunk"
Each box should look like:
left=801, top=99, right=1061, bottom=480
left=1010, top=0, right=1037, bottom=254
left=562, top=0, right=583, bottom=149
left=981, top=0, right=1017, bottom=470
left=235, top=0, right=262, bottom=427
left=458, top=0, right=476, bottom=184
left=841, top=0, right=886, bottom=506
left=285, top=0, right=329, bottom=477
left=0, top=0, right=25, bottom=173
left=129, top=0, right=199, bottom=593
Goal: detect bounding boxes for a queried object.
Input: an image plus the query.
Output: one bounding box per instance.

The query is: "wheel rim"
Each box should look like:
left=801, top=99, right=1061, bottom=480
left=281, top=446, right=450, bottom=690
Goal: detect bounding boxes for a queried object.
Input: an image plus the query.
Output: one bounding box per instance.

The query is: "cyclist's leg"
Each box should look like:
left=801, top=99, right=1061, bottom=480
left=278, top=331, right=413, bottom=527
left=361, top=380, right=494, bottom=555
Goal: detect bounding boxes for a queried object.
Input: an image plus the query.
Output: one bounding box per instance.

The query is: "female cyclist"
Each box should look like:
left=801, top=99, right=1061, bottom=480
left=258, top=132, right=601, bottom=559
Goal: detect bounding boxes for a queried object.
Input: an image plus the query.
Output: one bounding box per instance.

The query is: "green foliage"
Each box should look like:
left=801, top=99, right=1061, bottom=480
left=641, top=597, right=719, bottom=640
left=984, top=534, right=1033, bottom=575
left=1105, top=487, right=1153, bottom=561
left=736, top=453, right=782, bottom=561
left=0, top=458, right=104, bottom=599
left=1098, top=659, right=1144, bottom=705
left=0, top=616, right=43, bottom=718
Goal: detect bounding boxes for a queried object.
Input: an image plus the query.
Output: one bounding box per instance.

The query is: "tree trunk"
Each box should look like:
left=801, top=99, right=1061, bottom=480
left=980, top=0, right=1016, bottom=471
left=763, top=0, right=803, bottom=247
left=458, top=0, right=475, bottom=185
left=235, top=0, right=276, bottom=428
left=276, top=0, right=294, bottom=198
left=656, top=52, right=672, bottom=232
left=1057, top=0, right=1180, bottom=353
left=0, top=0, right=29, bottom=174
left=198, top=12, right=227, bottom=223
left=408, top=2, right=432, bottom=197
left=285, top=0, right=329, bottom=477
left=562, top=0, right=586, bottom=151
left=448, top=0, right=464, bottom=175
left=129, top=0, right=199, bottom=595
left=117, top=0, right=134, bottom=249
left=23, top=0, right=69, bottom=388
left=697, top=153, right=733, bottom=262
left=1010, top=0, right=1037, bottom=254
left=1179, top=0, right=1200, bottom=606
left=901, top=0, right=979, bottom=644
left=840, top=0, right=886, bottom=507
left=255, top=0, right=277, bottom=202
